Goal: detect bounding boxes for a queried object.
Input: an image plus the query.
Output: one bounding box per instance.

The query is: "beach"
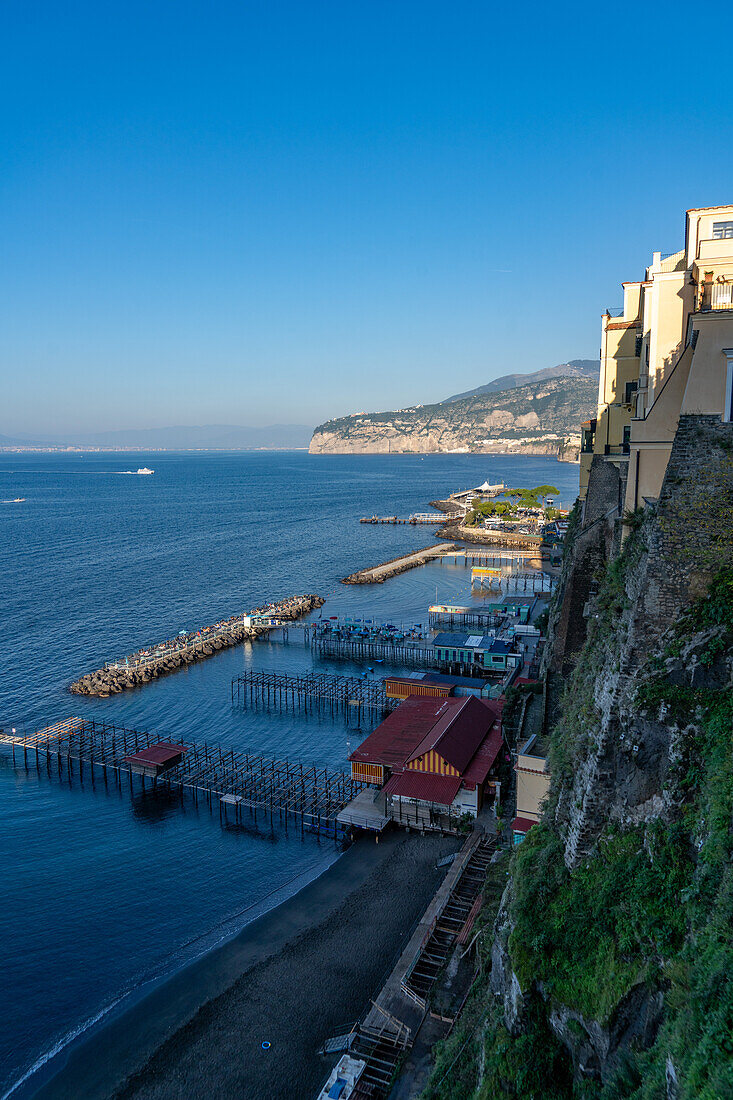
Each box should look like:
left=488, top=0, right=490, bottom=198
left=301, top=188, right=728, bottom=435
left=33, top=829, right=459, bottom=1100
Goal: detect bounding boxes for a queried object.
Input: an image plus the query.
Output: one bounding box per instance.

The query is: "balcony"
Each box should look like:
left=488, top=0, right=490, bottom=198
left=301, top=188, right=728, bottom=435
left=698, top=238, right=733, bottom=262
left=700, top=282, right=733, bottom=311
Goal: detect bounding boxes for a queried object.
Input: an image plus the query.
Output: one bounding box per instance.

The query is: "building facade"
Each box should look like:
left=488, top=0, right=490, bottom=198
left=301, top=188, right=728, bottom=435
left=579, top=206, right=733, bottom=511
left=512, top=733, right=551, bottom=844
left=432, top=632, right=521, bottom=674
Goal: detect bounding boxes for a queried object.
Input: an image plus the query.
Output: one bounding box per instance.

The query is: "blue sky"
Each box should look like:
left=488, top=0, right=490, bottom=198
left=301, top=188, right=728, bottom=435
left=2, top=0, right=732, bottom=435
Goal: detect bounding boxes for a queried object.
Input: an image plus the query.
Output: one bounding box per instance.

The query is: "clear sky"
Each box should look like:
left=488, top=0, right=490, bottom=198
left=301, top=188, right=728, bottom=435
left=2, top=0, right=732, bottom=435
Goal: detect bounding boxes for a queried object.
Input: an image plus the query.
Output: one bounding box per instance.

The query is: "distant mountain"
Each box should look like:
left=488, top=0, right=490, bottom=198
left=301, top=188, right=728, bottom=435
left=0, top=433, right=53, bottom=448
left=310, top=373, right=596, bottom=459
left=0, top=424, right=313, bottom=451
left=442, top=360, right=599, bottom=404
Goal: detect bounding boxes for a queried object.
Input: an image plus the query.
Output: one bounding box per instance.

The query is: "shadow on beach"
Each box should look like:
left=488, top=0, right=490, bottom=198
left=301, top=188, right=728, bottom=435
left=35, top=829, right=459, bottom=1100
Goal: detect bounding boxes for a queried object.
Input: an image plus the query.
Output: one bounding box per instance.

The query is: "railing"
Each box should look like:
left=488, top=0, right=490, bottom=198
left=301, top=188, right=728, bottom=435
left=701, top=282, right=733, bottom=311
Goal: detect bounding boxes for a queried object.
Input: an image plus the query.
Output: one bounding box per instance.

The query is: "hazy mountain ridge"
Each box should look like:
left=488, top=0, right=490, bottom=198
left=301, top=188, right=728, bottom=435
left=442, top=359, right=599, bottom=403
left=310, top=372, right=597, bottom=458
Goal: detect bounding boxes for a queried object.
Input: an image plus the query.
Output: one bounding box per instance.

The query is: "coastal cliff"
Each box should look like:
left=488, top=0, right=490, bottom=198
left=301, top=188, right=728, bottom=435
left=309, top=376, right=595, bottom=459
left=423, top=414, right=733, bottom=1099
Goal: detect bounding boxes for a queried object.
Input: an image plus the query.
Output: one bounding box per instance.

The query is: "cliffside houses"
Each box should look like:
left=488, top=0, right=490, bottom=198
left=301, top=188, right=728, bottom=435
left=348, top=695, right=507, bottom=831
left=580, top=204, right=733, bottom=510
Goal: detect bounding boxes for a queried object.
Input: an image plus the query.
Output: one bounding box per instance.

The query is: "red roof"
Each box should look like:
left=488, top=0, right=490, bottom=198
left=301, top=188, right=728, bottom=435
left=406, top=695, right=499, bottom=773
left=383, top=771, right=462, bottom=806
left=349, top=697, right=455, bottom=769
left=123, top=743, right=187, bottom=767
left=462, top=727, right=504, bottom=788
left=511, top=816, right=537, bottom=834
left=350, top=696, right=501, bottom=779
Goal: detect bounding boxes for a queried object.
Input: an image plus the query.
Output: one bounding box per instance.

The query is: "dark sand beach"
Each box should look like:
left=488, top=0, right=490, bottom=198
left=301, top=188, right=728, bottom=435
left=34, top=830, right=458, bottom=1100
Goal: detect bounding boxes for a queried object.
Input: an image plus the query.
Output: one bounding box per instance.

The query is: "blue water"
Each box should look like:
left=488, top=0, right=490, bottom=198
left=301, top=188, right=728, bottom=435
left=0, top=451, right=579, bottom=1095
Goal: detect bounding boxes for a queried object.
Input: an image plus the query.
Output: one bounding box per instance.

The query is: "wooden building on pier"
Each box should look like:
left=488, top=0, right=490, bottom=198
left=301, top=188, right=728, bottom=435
left=349, top=696, right=506, bottom=823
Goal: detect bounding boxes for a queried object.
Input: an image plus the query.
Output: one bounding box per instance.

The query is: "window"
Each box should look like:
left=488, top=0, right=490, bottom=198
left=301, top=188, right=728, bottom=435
left=712, top=221, right=733, bottom=240
left=622, top=425, right=631, bottom=454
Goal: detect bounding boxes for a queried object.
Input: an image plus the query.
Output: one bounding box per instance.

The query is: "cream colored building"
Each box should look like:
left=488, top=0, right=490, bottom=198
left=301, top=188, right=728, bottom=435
left=580, top=206, right=733, bottom=510
left=512, top=733, right=551, bottom=843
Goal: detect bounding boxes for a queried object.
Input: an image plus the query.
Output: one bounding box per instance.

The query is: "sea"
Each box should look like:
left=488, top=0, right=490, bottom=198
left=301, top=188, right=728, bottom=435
left=0, top=450, right=580, bottom=1097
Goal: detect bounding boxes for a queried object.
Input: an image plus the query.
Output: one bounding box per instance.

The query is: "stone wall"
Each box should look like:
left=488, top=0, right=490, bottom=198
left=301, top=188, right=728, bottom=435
left=547, top=456, right=620, bottom=676
left=554, top=414, right=733, bottom=866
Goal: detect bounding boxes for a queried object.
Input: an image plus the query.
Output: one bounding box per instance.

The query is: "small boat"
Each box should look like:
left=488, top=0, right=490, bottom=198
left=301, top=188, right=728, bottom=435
left=136, top=467, right=154, bottom=475
left=2, top=498, right=26, bottom=503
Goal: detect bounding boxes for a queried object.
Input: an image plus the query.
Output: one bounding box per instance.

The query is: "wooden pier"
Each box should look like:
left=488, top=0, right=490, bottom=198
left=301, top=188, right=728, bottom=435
left=359, top=514, right=460, bottom=525
left=232, top=669, right=399, bottom=718
left=442, top=548, right=542, bottom=567
left=0, top=717, right=364, bottom=837
left=360, top=516, right=405, bottom=524
left=471, top=569, right=553, bottom=593
left=312, top=635, right=437, bottom=668
left=428, top=606, right=503, bottom=630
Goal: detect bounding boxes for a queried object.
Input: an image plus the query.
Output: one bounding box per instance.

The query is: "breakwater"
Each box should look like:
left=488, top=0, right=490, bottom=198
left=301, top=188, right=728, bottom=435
left=341, top=543, right=457, bottom=585
left=69, top=594, right=325, bottom=697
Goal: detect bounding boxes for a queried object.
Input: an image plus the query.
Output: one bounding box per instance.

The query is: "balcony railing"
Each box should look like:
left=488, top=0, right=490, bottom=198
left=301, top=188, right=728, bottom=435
left=701, top=282, right=733, bottom=311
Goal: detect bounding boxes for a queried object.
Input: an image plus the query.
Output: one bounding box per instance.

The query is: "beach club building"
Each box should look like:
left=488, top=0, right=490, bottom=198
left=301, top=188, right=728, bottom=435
left=349, top=695, right=506, bottom=830
left=432, top=632, right=521, bottom=675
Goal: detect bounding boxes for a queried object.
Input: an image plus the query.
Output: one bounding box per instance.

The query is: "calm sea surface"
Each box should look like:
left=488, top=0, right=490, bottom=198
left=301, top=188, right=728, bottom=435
left=0, top=451, right=579, bottom=1096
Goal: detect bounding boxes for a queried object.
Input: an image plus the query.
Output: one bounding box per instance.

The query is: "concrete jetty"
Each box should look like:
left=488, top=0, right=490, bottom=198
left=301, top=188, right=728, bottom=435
left=69, top=594, right=325, bottom=698
left=341, top=543, right=457, bottom=585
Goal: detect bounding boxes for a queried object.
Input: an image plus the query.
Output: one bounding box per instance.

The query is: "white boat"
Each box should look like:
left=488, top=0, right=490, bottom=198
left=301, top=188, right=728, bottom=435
left=2, top=498, right=26, bottom=503
left=136, top=468, right=154, bottom=475
left=317, top=1055, right=366, bottom=1100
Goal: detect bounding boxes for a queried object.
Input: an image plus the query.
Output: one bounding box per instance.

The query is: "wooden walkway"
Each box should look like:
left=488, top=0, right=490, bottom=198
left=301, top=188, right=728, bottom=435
left=231, top=669, right=399, bottom=717
left=0, top=718, right=364, bottom=836
left=312, top=635, right=437, bottom=668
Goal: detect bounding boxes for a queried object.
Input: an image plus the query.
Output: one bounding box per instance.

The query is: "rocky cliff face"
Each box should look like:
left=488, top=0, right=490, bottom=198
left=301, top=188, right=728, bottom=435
left=424, top=414, right=733, bottom=1099
left=309, top=376, right=594, bottom=457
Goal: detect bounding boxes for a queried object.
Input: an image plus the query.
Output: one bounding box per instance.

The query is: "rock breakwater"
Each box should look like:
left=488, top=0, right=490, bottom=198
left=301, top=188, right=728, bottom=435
left=70, top=594, right=325, bottom=698
left=341, top=543, right=457, bottom=584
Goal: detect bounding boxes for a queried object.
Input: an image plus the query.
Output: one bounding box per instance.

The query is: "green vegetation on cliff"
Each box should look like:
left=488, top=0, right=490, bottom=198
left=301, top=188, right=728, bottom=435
left=422, top=557, right=733, bottom=1100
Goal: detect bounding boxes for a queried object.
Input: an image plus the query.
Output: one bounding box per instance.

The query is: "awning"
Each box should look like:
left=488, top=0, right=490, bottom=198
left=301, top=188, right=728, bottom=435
left=511, top=816, right=537, bottom=834
left=383, top=771, right=462, bottom=807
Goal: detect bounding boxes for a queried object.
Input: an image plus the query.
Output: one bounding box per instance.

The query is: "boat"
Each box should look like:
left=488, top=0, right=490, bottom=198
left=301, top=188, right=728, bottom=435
left=2, top=498, right=26, bottom=503
left=136, top=468, right=154, bottom=475
left=316, top=1055, right=366, bottom=1100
